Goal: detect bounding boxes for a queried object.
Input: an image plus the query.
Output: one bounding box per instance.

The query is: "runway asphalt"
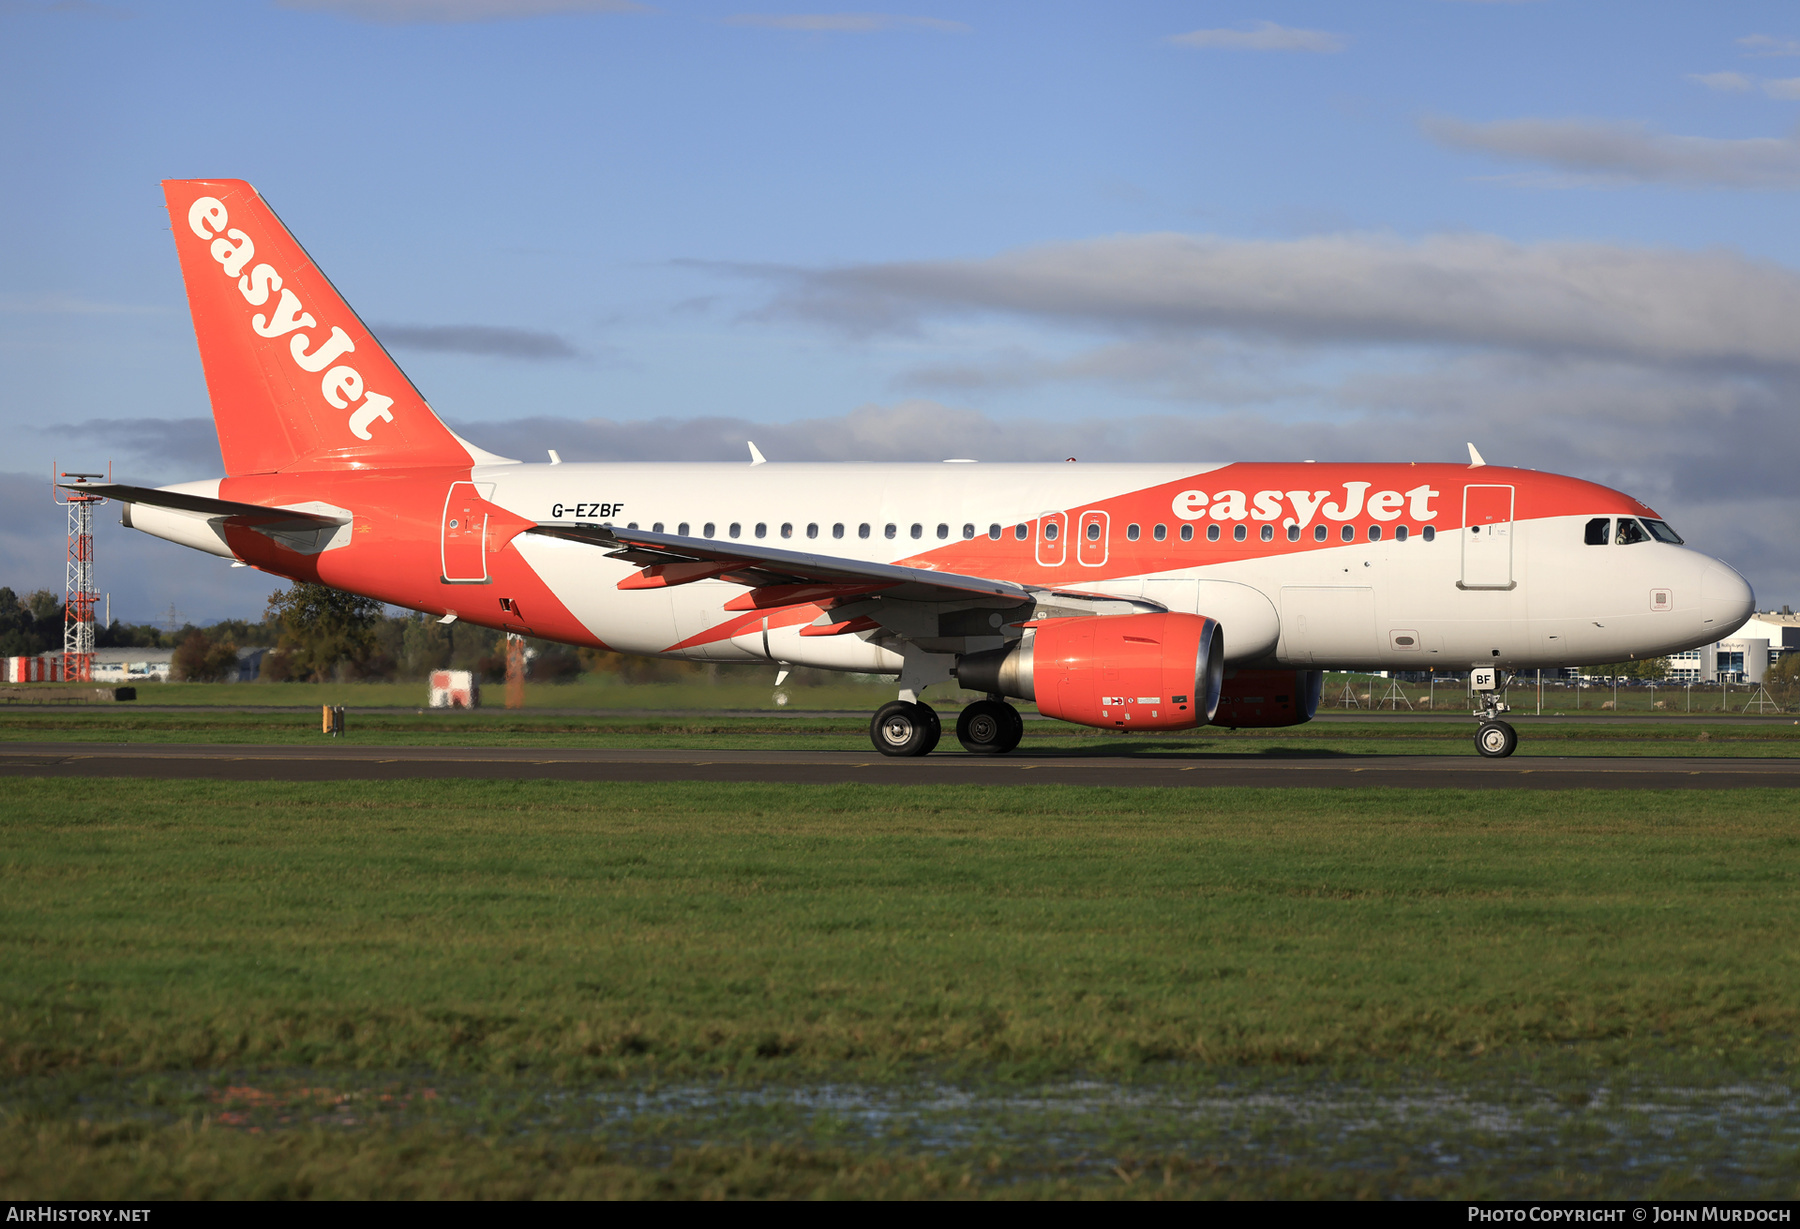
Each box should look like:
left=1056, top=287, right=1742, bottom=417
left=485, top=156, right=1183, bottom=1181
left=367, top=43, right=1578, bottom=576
left=2, top=742, right=1796, bottom=789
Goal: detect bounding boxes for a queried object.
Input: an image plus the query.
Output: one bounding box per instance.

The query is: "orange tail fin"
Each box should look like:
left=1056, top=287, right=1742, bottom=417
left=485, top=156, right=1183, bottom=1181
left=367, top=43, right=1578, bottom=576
left=162, top=179, right=489, bottom=476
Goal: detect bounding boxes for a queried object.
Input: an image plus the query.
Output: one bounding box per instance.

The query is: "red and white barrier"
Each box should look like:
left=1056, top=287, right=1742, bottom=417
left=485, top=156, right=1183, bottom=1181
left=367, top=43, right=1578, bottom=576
left=5, top=656, right=63, bottom=683
left=429, top=669, right=479, bottom=709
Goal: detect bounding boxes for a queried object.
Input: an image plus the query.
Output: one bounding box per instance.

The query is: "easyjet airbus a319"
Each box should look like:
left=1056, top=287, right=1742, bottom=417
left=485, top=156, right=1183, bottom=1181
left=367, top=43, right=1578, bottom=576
left=71, top=180, right=1758, bottom=758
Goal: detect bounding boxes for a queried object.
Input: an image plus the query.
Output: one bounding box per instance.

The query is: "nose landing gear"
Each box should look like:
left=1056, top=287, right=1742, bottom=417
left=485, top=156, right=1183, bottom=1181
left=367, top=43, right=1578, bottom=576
left=1469, top=666, right=1517, bottom=758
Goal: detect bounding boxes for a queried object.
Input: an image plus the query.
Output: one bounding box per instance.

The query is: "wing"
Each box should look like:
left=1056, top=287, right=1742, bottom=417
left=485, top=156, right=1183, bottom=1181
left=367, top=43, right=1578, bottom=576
left=526, top=522, right=1032, bottom=608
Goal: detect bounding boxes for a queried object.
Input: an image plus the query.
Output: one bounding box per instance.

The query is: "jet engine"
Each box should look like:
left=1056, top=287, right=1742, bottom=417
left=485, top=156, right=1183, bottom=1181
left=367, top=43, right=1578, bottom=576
left=1210, top=669, right=1324, bottom=729
left=955, top=612, right=1224, bottom=730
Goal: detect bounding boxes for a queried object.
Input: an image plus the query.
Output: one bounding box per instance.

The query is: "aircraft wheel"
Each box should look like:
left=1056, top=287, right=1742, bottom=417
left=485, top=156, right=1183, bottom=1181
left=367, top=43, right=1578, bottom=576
left=871, top=700, right=941, bottom=757
left=956, top=699, right=1023, bottom=755
left=1475, top=720, right=1518, bottom=759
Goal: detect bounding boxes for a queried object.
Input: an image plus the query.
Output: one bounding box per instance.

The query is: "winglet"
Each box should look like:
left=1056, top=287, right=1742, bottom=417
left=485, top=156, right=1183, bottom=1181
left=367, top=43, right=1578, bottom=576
left=748, top=441, right=767, bottom=466
left=1467, top=442, right=1486, bottom=468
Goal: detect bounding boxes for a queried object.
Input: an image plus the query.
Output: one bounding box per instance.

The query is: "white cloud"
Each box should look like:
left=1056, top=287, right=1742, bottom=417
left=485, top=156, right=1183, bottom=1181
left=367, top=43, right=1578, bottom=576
left=1738, top=33, right=1800, bottom=58
left=276, top=0, right=646, bottom=23
left=1167, top=20, right=1344, bottom=53
left=1764, top=78, right=1800, bottom=100
left=748, top=230, right=1800, bottom=368
left=1689, top=71, right=1755, bottom=93
left=724, top=13, right=967, bottom=33
left=1422, top=114, right=1800, bottom=188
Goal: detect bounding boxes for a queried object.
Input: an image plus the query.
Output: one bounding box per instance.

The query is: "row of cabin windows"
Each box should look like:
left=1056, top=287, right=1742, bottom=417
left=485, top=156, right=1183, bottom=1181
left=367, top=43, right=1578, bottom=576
left=1120, top=522, right=1436, bottom=544
left=623, top=519, right=1439, bottom=545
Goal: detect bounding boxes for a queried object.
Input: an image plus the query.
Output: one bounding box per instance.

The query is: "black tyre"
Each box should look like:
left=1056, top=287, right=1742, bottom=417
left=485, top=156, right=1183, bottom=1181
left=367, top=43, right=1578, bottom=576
left=871, top=700, right=941, bottom=757
left=1475, top=720, right=1518, bottom=758
left=956, top=699, right=1022, bottom=755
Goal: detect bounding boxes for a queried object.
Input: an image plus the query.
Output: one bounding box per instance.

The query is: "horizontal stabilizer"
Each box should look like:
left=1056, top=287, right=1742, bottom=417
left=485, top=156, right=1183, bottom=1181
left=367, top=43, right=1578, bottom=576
left=60, top=483, right=349, bottom=526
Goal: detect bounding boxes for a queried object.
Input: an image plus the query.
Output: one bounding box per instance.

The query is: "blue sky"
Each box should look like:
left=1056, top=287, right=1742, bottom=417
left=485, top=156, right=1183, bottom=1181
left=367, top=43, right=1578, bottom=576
left=4, top=0, right=1799, bottom=622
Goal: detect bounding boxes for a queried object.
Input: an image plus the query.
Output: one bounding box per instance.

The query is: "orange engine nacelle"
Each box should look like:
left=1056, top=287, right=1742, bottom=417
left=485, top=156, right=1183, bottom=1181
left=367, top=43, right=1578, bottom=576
left=955, top=612, right=1224, bottom=731
left=1211, top=669, right=1324, bottom=728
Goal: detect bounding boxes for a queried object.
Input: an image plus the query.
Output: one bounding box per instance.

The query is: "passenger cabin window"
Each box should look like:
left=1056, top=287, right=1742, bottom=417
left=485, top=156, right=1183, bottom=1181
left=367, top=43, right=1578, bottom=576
left=1395, top=525, right=1408, bottom=542
left=1643, top=518, right=1684, bottom=545
left=962, top=523, right=975, bottom=539
left=1287, top=525, right=1300, bottom=542
left=1314, top=525, right=1328, bottom=542
left=1422, top=525, right=1436, bottom=541
left=1153, top=524, right=1167, bottom=541
left=1015, top=524, right=1029, bottom=541
left=988, top=524, right=1002, bottom=540
left=832, top=523, right=844, bottom=539
left=1260, top=525, right=1273, bottom=541
left=911, top=523, right=923, bottom=540
left=703, top=522, right=715, bottom=537
left=1180, top=525, right=1194, bottom=542
left=652, top=522, right=663, bottom=533
left=728, top=523, right=741, bottom=539
left=755, top=523, right=767, bottom=539
left=858, top=523, right=869, bottom=539
left=1234, top=524, right=1247, bottom=541
left=1341, top=525, right=1354, bottom=542
left=1044, top=521, right=1059, bottom=541
left=806, top=523, right=818, bottom=539
left=1368, top=525, right=1380, bottom=542
left=884, top=524, right=896, bottom=539
left=1616, top=518, right=1650, bottom=546
left=936, top=523, right=949, bottom=540
left=780, top=523, right=793, bottom=538
left=678, top=522, right=690, bottom=536
left=1585, top=517, right=1611, bottom=546
left=1207, top=524, right=1220, bottom=542
left=1122, top=523, right=1136, bottom=541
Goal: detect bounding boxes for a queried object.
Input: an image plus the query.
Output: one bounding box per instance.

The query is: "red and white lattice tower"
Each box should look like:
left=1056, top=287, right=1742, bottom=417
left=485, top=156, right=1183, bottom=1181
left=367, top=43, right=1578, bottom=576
left=57, top=472, right=105, bottom=684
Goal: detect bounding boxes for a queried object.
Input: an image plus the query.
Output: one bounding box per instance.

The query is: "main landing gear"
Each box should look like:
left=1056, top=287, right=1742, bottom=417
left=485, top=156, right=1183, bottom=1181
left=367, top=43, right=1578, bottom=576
left=1469, top=666, right=1517, bottom=759
left=955, top=698, right=1025, bottom=755
left=870, top=700, right=941, bottom=757
left=869, top=697, right=1024, bottom=757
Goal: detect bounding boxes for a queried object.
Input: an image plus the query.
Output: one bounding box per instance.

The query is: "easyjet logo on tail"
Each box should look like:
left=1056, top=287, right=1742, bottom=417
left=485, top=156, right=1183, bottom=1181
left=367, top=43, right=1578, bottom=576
left=186, top=197, right=395, bottom=442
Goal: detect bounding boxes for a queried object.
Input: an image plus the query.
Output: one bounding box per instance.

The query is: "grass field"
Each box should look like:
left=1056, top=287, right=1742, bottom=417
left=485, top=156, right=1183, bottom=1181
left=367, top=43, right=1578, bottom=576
left=1, top=705, right=1797, bottom=757
left=7, top=673, right=1791, bottom=716
left=3, top=779, right=1798, bottom=1197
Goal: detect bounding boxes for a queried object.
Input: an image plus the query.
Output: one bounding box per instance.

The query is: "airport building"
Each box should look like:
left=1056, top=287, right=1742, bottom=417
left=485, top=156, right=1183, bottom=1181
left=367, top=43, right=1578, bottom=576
left=1665, top=609, right=1799, bottom=684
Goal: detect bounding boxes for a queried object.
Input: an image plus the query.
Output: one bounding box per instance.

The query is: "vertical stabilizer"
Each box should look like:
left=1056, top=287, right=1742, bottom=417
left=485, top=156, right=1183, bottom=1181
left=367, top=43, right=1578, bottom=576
left=162, top=179, right=481, bottom=476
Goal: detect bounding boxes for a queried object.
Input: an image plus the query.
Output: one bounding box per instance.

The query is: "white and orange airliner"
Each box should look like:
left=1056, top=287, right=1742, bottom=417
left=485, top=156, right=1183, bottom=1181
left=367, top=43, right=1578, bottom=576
left=71, top=180, right=1758, bottom=758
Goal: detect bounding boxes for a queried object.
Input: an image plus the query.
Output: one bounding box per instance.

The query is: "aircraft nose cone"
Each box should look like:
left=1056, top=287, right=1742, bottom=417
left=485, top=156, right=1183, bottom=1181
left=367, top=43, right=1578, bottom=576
left=1700, top=561, right=1755, bottom=636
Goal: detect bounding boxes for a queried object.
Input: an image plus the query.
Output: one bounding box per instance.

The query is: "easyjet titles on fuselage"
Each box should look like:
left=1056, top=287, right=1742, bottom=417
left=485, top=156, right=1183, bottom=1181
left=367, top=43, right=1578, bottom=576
left=1170, top=481, right=1438, bottom=529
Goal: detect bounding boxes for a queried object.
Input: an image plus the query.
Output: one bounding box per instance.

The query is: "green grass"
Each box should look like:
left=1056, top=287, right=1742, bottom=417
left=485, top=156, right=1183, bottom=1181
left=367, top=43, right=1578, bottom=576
left=1, top=707, right=1797, bottom=756
left=5, top=778, right=1799, bottom=1198
left=8, top=677, right=903, bottom=710
left=5, top=780, right=1798, bottom=1076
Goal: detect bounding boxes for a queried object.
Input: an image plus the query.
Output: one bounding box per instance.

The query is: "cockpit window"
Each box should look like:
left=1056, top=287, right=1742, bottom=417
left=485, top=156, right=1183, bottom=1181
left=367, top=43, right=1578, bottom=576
left=1615, top=517, right=1650, bottom=546
left=1642, top=518, right=1683, bottom=545
left=1584, top=517, right=1611, bottom=546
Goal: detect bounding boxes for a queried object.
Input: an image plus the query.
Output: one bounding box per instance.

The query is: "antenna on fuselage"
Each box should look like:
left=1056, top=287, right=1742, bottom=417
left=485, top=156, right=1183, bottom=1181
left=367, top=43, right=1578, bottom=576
left=1467, top=442, right=1487, bottom=468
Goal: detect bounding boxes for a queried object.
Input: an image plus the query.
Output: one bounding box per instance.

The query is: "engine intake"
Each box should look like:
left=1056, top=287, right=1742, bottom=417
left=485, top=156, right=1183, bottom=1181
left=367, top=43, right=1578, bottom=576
left=957, top=612, right=1223, bottom=730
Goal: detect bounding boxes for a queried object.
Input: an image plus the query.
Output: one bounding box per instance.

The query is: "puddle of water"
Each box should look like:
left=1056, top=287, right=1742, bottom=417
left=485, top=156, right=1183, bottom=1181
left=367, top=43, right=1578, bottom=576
left=13, top=1069, right=1798, bottom=1195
